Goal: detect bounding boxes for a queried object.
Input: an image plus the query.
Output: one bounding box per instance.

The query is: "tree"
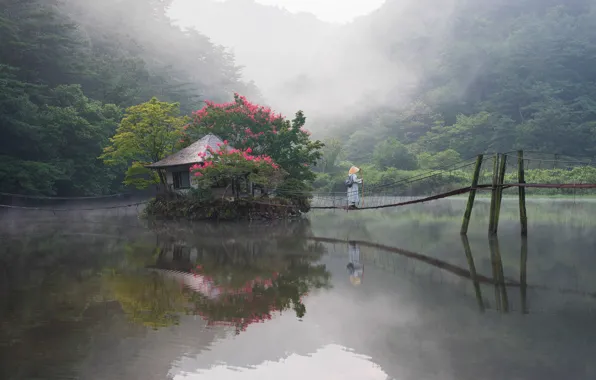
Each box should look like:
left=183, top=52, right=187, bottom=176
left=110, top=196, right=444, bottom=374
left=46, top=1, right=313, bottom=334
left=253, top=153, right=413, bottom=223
left=417, top=149, right=462, bottom=170
left=317, top=138, right=343, bottom=173
left=0, top=66, right=122, bottom=195
left=100, top=97, right=189, bottom=189
left=185, top=93, right=323, bottom=182
left=372, top=138, right=418, bottom=170
left=190, top=143, right=285, bottom=198
left=344, top=129, right=382, bottom=164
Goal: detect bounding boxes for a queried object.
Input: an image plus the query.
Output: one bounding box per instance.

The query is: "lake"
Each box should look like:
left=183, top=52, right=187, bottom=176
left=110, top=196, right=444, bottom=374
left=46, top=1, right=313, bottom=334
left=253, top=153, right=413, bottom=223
left=1, top=198, right=596, bottom=379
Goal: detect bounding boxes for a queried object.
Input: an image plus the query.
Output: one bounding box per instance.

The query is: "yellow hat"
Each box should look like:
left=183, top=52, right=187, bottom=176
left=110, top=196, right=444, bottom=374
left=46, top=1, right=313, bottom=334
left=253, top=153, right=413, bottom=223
left=350, top=276, right=361, bottom=285
left=348, top=166, right=360, bottom=175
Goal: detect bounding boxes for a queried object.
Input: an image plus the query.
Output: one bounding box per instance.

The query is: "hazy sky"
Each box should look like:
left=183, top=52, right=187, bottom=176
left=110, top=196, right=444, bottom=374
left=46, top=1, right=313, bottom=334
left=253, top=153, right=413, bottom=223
left=170, top=0, right=386, bottom=24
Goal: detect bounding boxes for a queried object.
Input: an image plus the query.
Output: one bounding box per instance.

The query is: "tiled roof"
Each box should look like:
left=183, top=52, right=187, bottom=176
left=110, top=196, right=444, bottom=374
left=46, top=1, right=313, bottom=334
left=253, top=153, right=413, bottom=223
left=146, top=134, right=230, bottom=168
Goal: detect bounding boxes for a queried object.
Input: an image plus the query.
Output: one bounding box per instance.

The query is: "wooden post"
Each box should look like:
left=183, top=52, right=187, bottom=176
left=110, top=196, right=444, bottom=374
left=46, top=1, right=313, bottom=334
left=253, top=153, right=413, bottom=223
left=488, top=154, right=499, bottom=234
left=517, top=150, right=528, bottom=236
left=460, top=154, right=483, bottom=235
left=492, top=153, right=508, bottom=233
left=520, top=236, right=528, bottom=314
left=461, top=235, right=484, bottom=312
left=489, top=236, right=509, bottom=312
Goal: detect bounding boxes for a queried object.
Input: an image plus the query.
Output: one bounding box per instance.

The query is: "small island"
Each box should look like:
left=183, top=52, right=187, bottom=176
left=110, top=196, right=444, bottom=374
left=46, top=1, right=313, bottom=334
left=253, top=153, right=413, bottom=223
left=100, top=94, right=324, bottom=221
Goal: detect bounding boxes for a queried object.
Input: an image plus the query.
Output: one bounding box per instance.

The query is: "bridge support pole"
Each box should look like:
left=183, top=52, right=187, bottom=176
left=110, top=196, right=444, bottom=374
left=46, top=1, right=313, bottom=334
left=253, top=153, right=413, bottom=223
left=494, top=153, right=507, bottom=231
left=517, top=150, right=528, bottom=236
left=489, top=237, right=509, bottom=312
left=488, top=154, right=499, bottom=234
left=460, top=154, right=483, bottom=235
left=489, top=153, right=507, bottom=235
left=461, top=235, right=485, bottom=312
left=520, top=236, right=528, bottom=314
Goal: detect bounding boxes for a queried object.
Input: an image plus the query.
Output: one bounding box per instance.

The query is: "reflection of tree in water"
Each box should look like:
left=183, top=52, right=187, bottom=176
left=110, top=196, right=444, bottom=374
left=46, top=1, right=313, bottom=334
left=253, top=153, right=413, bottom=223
left=105, top=272, right=188, bottom=330
left=187, top=255, right=330, bottom=334
left=108, top=220, right=332, bottom=334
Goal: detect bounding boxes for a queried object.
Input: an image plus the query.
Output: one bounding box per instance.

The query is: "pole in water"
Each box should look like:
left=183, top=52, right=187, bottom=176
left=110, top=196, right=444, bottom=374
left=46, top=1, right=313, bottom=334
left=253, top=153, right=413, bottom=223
left=520, top=236, right=528, bottom=314
left=488, top=154, right=499, bottom=234
left=517, top=150, right=528, bottom=236
left=461, top=234, right=485, bottom=312
left=461, top=154, right=483, bottom=235
left=489, top=236, right=509, bottom=312
left=492, top=153, right=507, bottom=234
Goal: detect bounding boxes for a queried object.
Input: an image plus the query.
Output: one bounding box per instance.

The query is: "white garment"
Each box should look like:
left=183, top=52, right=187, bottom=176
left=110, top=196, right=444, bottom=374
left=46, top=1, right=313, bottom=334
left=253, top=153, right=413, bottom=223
left=347, top=173, right=363, bottom=205
left=348, top=243, right=361, bottom=266
left=348, top=243, right=363, bottom=279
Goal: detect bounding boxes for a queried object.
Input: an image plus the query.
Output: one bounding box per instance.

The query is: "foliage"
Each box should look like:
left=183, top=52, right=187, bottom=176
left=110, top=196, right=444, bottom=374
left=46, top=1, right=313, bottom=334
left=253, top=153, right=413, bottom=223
left=100, top=97, right=189, bottom=189
left=372, top=138, right=418, bottom=170
left=189, top=142, right=285, bottom=197
left=0, top=67, right=123, bottom=195
left=316, top=138, right=343, bottom=173
left=417, top=149, right=463, bottom=170
left=185, top=93, right=324, bottom=182
left=0, top=0, right=251, bottom=196
left=143, top=195, right=304, bottom=221
left=343, top=129, right=382, bottom=164
left=275, top=178, right=313, bottom=213
left=106, top=272, right=187, bottom=329
left=321, top=0, right=596, bottom=165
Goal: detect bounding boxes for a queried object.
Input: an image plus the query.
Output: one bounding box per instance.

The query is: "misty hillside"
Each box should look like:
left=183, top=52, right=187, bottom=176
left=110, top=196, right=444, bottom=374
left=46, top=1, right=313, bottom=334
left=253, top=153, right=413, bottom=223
left=0, top=0, right=256, bottom=196
left=1, top=0, right=596, bottom=197
left=170, top=0, right=338, bottom=108
left=306, top=0, right=596, bottom=162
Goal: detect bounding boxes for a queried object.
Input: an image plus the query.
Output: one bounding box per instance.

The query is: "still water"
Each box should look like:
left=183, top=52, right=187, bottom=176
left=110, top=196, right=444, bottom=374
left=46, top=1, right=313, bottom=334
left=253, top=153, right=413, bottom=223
left=1, top=198, right=596, bottom=379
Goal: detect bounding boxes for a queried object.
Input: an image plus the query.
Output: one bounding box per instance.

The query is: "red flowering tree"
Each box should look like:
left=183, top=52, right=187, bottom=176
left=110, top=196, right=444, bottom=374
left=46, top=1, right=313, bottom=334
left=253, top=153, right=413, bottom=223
left=183, top=93, right=324, bottom=182
left=189, top=142, right=285, bottom=198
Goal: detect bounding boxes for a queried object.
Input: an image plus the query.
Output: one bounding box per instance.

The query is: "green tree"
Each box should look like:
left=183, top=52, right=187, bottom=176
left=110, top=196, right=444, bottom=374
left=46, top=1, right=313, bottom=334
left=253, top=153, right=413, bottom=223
left=372, top=138, right=418, bottom=170
left=317, top=138, right=343, bottom=173
left=417, top=149, right=462, bottom=170
left=344, top=129, right=382, bottom=164
left=0, top=67, right=122, bottom=195
left=100, top=97, right=189, bottom=189
left=185, top=93, right=323, bottom=182
left=190, top=143, right=285, bottom=198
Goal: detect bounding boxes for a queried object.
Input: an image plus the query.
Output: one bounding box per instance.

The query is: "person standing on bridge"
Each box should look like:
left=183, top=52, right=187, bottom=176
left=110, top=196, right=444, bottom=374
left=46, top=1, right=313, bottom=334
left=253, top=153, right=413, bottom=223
left=346, top=166, right=363, bottom=209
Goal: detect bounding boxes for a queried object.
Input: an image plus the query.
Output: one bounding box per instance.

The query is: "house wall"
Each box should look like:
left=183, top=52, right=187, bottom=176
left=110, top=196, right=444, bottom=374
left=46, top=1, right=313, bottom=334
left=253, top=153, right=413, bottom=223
left=160, top=165, right=249, bottom=200
left=164, top=165, right=198, bottom=192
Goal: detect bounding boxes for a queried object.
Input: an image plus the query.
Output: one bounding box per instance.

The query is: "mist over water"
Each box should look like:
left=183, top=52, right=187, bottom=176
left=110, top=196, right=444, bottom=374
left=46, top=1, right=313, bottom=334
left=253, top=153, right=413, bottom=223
left=3, top=1, right=596, bottom=378
left=2, top=200, right=596, bottom=379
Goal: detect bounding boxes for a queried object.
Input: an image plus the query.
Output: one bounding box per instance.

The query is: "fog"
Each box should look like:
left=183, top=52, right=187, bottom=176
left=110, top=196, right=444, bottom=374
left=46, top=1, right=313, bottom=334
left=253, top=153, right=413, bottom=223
left=167, top=0, right=460, bottom=125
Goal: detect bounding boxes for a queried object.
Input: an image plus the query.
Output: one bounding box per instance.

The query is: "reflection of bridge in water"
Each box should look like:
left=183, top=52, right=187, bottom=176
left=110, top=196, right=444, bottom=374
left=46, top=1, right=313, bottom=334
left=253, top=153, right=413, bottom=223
left=309, top=236, right=596, bottom=315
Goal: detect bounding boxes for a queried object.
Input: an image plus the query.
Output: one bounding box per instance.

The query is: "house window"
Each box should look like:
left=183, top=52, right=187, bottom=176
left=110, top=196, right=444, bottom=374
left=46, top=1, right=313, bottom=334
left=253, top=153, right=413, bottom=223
left=173, top=171, right=190, bottom=189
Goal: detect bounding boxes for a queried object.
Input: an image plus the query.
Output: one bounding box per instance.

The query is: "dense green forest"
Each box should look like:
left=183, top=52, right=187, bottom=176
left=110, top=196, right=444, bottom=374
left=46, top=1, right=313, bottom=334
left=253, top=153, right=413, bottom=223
left=1, top=0, right=596, bottom=196
left=311, top=0, right=596, bottom=191
left=0, top=0, right=256, bottom=196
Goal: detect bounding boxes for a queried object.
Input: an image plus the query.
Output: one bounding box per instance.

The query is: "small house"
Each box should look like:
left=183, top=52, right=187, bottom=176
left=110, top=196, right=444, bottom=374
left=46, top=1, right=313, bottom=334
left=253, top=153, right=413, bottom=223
left=146, top=134, right=231, bottom=194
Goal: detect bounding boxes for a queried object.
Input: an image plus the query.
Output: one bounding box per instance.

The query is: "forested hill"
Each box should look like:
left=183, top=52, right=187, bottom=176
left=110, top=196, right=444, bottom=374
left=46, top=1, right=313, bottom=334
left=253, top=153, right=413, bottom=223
left=182, top=0, right=596, bottom=163
left=0, top=0, right=256, bottom=196
left=320, top=0, right=596, bottom=163
left=3, top=0, right=596, bottom=197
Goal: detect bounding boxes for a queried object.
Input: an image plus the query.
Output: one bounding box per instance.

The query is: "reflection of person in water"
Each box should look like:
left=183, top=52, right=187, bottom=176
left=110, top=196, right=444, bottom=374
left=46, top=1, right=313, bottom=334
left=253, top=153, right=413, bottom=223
left=347, top=241, right=363, bottom=285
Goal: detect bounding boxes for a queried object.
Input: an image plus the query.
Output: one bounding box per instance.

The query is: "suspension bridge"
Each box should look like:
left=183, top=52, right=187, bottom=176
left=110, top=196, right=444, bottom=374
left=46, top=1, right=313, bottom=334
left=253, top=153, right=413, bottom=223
left=307, top=150, right=596, bottom=236
left=2, top=150, right=596, bottom=236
